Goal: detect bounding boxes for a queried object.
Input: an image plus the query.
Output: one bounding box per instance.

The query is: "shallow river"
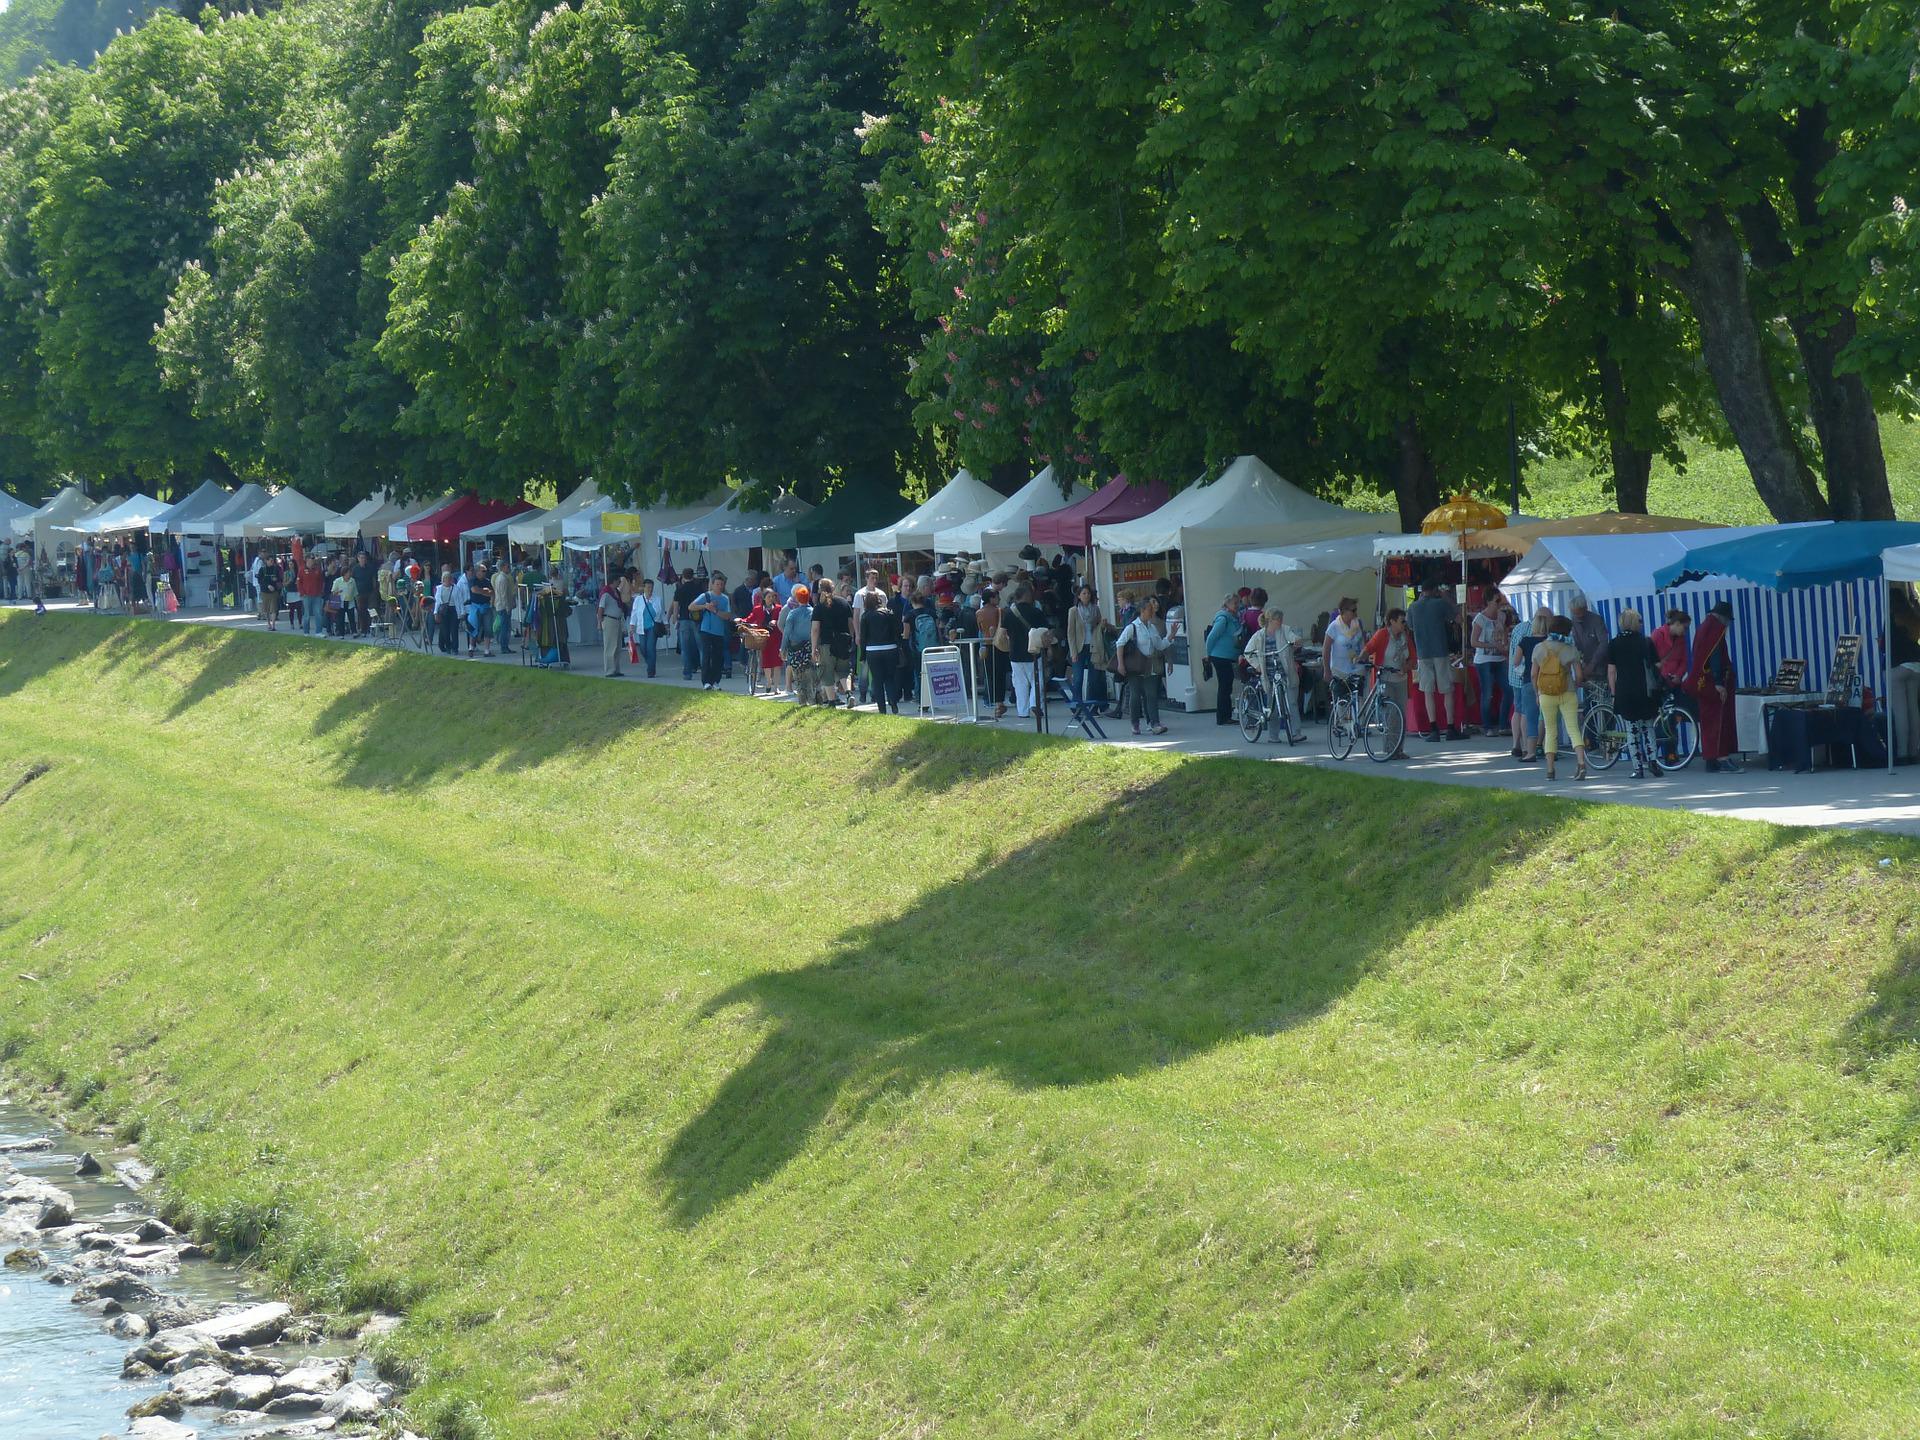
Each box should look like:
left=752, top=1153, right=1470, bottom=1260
left=0, top=1098, right=366, bottom=1437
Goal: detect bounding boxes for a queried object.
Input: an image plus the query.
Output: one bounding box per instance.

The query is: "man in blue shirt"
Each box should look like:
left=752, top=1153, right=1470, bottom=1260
left=771, top=558, right=801, bottom=605
left=690, top=573, right=733, bottom=689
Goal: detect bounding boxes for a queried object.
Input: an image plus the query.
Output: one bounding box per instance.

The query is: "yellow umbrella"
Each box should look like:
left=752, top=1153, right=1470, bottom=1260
left=1421, top=493, right=1508, bottom=535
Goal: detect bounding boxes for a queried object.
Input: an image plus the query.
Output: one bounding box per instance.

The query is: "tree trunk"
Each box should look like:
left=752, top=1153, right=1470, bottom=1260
left=1735, top=110, right=1894, bottom=521
left=1393, top=415, right=1440, bottom=533
left=1664, top=208, right=1828, bottom=522
left=1595, top=289, right=1652, bottom=514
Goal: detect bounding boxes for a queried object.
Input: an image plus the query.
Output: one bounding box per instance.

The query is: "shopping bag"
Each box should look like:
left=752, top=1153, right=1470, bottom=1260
left=628, top=636, right=640, bottom=665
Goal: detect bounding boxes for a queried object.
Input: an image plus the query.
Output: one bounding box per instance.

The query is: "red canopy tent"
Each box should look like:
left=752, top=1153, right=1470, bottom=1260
left=1027, top=475, right=1171, bottom=550
left=405, top=496, right=535, bottom=543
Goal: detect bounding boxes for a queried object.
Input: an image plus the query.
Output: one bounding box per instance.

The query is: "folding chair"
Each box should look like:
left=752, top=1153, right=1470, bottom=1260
left=1047, top=675, right=1109, bottom=740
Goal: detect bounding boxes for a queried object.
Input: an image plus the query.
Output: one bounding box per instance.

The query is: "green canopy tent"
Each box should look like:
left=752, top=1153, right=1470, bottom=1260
left=763, top=479, right=907, bottom=578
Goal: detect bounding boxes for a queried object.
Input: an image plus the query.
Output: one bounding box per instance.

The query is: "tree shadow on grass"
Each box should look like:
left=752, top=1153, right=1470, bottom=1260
left=651, top=759, right=1579, bottom=1226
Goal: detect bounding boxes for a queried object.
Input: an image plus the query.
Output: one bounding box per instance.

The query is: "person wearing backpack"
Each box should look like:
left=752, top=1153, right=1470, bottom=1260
left=1508, top=609, right=1551, bottom=763
left=1114, top=596, right=1170, bottom=735
left=1532, top=615, right=1588, bottom=780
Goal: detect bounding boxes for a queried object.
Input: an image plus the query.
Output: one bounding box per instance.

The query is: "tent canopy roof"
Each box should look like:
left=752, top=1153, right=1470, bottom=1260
left=406, top=495, right=534, bottom=543
left=1236, top=533, right=1399, bottom=575
left=1501, top=523, right=1821, bottom=601
left=152, top=480, right=232, bottom=535
left=1655, top=520, right=1920, bottom=591
left=324, top=491, right=395, bottom=539
left=10, top=484, right=88, bottom=536
left=934, top=466, right=1088, bottom=555
left=0, top=489, right=36, bottom=523
left=1029, top=475, right=1169, bottom=550
left=506, top=480, right=602, bottom=546
left=385, top=494, right=455, bottom=543
left=763, top=479, right=905, bottom=550
left=1466, top=512, right=1722, bottom=557
left=1884, top=543, right=1920, bottom=584
left=854, top=469, right=1003, bottom=553
left=227, top=487, right=343, bottom=538
left=180, top=483, right=271, bottom=535
left=658, top=489, right=813, bottom=549
left=560, top=490, right=732, bottom=549
left=52, top=495, right=127, bottom=534
left=1092, top=456, right=1387, bottom=554
left=75, top=494, right=167, bottom=535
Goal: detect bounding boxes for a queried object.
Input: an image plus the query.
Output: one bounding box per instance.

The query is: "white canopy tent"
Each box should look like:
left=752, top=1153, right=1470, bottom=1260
left=73, top=494, right=168, bottom=536
left=326, top=492, right=400, bottom=540
left=49, top=494, right=126, bottom=539
left=855, top=469, right=1003, bottom=559
left=933, top=466, right=1090, bottom=570
left=561, top=491, right=731, bottom=579
left=225, top=487, right=342, bottom=539
left=150, top=481, right=231, bottom=535
left=1498, top=525, right=1813, bottom=617
left=180, top=483, right=270, bottom=536
left=1882, top=543, right=1920, bottom=773
left=0, top=488, right=39, bottom=527
left=11, top=487, right=94, bottom=568
left=1236, top=533, right=1404, bottom=576
left=505, top=480, right=601, bottom=547
left=385, top=494, right=455, bottom=544
left=658, top=490, right=813, bottom=552
left=1092, top=455, right=1391, bottom=710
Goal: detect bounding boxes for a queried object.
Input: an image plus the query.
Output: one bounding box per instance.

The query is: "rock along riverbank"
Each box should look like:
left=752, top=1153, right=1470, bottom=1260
left=0, top=1096, right=420, bottom=1439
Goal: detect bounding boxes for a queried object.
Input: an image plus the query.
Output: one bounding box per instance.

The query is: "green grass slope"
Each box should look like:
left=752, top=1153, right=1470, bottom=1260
left=3, top=612, right=1920, bottom=1438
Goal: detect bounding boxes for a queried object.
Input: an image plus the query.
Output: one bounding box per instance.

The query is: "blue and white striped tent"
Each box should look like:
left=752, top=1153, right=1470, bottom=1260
left=1500, top=523, right=1890, bottom=696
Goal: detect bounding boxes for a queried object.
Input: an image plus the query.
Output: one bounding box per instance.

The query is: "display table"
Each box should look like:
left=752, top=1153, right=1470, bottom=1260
left=1765, top=704, right=1888, bottom=773
left=1735, top=693, right=1819, bottom=756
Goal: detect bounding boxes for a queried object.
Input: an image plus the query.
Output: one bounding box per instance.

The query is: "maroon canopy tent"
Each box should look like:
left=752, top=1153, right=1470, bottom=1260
left=1027, top=476, right=1171, bottom=550
left=405, top=496, right=535, bottom=543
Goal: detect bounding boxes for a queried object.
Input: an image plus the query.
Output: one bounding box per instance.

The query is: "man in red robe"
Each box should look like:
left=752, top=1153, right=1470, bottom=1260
left=1688, top=600, right=1741, bottom=773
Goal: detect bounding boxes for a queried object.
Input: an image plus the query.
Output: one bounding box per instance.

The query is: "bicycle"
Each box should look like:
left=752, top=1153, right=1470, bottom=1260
left=1236, top=661, right=1302, bottom=744
left=1580, top=682, right=1698, bottom=773
left=1327, top=664, right=1406, bottom=763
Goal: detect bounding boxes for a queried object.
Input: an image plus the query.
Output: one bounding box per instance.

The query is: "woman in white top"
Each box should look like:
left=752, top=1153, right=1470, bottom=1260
left=628, top=578, right=661, bottom=678
left=1115, top=596, right=1170, bottom=735
left=1241, top=606, right=1302, bottom=742
left=431, top=568, right=459, bottom=655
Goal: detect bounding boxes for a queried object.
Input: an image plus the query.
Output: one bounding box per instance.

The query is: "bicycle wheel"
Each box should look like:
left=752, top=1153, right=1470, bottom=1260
left=1582, top=703, right=1625, bottom=770
left=1327, top=698, right=1357, bottom=759
left=1652, top=707, right=1697, bottom=772
left=1364, top=698, right=1405, bottom=762
left=1237, top=683, right=1265, bottom=742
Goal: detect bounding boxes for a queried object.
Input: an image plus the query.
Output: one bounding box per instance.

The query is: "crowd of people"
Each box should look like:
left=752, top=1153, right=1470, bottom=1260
left=12, top=527, right=1761, bottom=777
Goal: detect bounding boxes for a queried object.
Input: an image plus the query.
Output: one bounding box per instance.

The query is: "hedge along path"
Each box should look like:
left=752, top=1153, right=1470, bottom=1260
left=2, top=610, right=1920, bottom=1439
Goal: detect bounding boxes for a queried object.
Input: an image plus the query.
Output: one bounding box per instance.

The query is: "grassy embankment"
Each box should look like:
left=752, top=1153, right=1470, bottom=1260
left=3, top=610, right=1920, bottom=1438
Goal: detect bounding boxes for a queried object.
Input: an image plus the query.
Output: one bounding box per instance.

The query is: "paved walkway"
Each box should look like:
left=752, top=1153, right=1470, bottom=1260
left=15, top=597, right=1920, bottom=836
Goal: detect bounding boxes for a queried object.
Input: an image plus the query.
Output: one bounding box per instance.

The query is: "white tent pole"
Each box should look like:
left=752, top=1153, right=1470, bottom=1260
left=1887, top=573, right=1894, bottom=775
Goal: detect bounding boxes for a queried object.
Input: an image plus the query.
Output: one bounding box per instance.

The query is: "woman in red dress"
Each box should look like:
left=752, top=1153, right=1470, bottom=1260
left=1687, top=600, right=1742, bottom=774
left=747, top=585, right=784, bottom=694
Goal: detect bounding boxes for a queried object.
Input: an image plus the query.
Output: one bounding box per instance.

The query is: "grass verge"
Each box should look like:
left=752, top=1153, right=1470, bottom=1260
left=3, top=610, right=1920, bottom=1438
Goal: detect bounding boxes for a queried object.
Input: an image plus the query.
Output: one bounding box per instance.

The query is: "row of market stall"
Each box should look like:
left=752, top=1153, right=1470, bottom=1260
left=9, top=464, right=1917, bottom=757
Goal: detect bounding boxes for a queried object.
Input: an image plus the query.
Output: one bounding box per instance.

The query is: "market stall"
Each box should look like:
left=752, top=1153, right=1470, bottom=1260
left=1465, top=511, right=1721, bottom=558
left=658, top=489, right=813, bottom=582
left=405, top=495, right=535, bottom=546
left=226, top=487, right=342, bottom=540
left=72, top=494, right=168, bottom=536
left=179, top=484, right=271, bottom=608
left=49, top=494, right=127, bottom=542
left=1027, top=475, right=1170, bottom=552
left=761, top=478, right=905, bottom=580
left=385, top=495, right=457, bottom=545
left=1881, top=542, right=1920, bottom=770
left=1654, top=522, right=1920, bottom=770
left=933, top=466, right=1090, bottom=571
left=149, top=481, right=233, bottom=607
left=854, top=469, right=1003, bottom=580
left=504, top=480, right=602, bottom=556
left=326, top=492, right=407, bottom=543
left=559, top=490, right=732, bottom=580
left=1090, top=455, right=1389, bottom=712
